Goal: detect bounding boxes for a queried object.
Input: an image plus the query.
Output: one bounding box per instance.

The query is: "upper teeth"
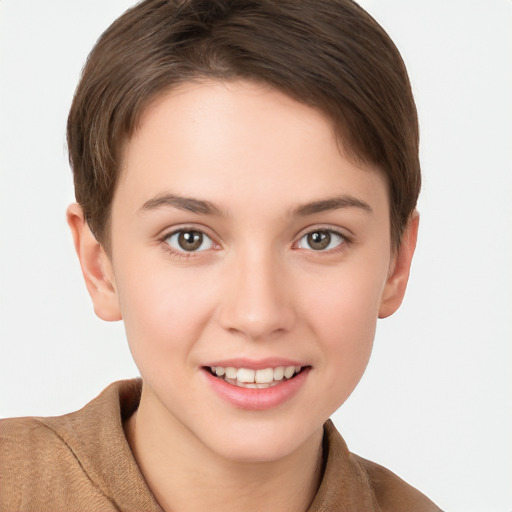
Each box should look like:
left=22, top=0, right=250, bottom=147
left=211, top=365, right=301, bottom=384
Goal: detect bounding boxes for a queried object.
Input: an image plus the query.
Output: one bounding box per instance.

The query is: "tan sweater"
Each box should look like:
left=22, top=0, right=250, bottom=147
left=0, top=379, right=441, bottom=511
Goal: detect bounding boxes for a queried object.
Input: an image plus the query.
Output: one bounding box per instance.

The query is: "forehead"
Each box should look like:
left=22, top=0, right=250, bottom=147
left=115, top=80, right=388, bottom=219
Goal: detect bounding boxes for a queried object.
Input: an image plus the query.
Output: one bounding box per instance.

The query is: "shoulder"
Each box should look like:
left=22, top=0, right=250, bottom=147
left=0, top=381, right=145, bottom=512
left=319, top=421, right=442, bottom=512
left=0, top=415, right=75, bottom=473
left=352, top=453, right=443, bottom=512
left=0, top=415, right=118, bottom=511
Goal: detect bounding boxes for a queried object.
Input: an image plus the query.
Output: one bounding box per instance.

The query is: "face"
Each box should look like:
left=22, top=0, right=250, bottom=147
left=87, top=81, right=412, bottom=463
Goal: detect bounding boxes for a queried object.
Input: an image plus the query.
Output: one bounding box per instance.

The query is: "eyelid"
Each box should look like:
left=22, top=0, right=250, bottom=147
left=293, top=225, right=352, bottom=251
left=156, top=223, right=351, bottom=258
left=159, top=223, right=219, bottom=242
left=158, top=224, right=221, bottom=257
left=166, top=230, right=213, bottom=252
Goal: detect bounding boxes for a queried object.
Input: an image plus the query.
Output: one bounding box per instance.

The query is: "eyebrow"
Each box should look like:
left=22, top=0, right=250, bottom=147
left=138, top=193, right=372, bottom=217
left=138, top=194, right=223, bottom=216
left=293, top=195, right=372, bottom=216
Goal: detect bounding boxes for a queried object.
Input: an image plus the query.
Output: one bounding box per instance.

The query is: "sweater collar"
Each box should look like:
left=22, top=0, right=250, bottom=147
left=44, top=379, right=162, bottom=511
left=308, top=420, right=379, bottom=510
left=44, top=379, right=379, bottom=511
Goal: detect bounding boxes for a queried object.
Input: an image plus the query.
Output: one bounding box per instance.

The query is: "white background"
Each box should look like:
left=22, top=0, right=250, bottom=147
left=0, top=1, right=511, bottom=511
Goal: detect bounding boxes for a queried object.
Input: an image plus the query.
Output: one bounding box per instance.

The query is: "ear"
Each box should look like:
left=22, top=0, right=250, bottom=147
left=378, top=212, right=419, bottom=319
left=66, top=203, right=122, bottom=321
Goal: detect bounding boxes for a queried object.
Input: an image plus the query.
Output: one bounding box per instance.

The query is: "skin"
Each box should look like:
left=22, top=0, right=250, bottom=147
left=68, top=80, right=418, bottom=512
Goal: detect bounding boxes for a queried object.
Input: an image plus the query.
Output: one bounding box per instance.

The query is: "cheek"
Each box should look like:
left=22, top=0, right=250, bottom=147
left=303, top=262, right=386, bottom=341
left=299, top=264, right=388, bottom=406
left=114, top=262, right=219, bottom=370
left=315, top=287, right=377, bottom=380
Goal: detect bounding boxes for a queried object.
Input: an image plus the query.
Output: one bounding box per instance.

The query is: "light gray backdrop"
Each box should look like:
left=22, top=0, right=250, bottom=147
left=0, top=1, right=511, bottom=511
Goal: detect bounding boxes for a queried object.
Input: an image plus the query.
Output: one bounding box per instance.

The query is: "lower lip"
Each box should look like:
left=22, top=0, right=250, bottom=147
left=203, top=368, right=310, bottom=410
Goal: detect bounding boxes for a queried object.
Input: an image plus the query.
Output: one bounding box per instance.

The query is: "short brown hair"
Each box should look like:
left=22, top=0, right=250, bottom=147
left=67, top=0, right=420, bottom=249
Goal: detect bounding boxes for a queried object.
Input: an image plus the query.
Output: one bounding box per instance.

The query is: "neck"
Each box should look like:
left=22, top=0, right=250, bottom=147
left=124, top=385, right=324, bottom=512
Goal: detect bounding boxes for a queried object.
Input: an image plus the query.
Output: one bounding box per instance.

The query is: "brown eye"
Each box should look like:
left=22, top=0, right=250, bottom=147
left=178, top=231, right=203, bottom=251
left=307, top=231, right=331, bottom=250
left=166, top=230, right=213, bottom=252
left=297, top=230, right=344, bottom=251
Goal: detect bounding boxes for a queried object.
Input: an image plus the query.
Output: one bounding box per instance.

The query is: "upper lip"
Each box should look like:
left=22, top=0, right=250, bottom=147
left=203, top=358, right=306, bottom=370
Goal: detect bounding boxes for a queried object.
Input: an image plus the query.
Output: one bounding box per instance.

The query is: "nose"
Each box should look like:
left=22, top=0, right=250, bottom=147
left=217, top=249, right=297, bottom=341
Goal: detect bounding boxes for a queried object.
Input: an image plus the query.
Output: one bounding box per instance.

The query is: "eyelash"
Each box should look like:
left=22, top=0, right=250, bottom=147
left=159, top=226, right=218, bottom=260
left=293, top=226, right=351, bottom=254
left=159, top=225, right=351, bottom=260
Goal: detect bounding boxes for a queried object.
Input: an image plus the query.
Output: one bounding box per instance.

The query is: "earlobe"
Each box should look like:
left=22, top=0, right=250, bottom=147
left=66, top=203, right=122, bottom=322
left=378, top=212, right=419, bottom=319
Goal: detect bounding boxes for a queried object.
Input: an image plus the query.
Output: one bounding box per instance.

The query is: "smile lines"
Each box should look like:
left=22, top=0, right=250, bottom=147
left=209, top=365, right=303, bottom=389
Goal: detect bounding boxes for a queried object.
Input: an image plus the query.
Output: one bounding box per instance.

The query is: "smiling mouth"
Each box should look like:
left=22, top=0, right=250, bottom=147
left=207, top=365, right=306, bottom=389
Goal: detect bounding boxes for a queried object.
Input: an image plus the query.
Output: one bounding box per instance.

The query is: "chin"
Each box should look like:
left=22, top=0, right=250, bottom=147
left=213, top=438, right=299, bottom=464
left=198, top=418, right=322, bottom=464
